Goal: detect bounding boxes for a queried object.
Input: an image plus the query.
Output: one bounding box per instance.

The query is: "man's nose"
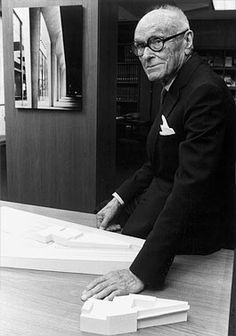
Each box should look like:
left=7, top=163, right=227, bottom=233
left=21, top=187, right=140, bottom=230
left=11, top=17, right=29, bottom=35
left=141, top=46, right=155, bottom=59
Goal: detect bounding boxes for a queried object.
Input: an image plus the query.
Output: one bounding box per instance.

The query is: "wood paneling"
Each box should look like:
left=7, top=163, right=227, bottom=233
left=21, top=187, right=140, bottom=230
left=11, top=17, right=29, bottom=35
left=2, top=0, right=118, bottom=211
left=5, top=108, right=92, bottom=211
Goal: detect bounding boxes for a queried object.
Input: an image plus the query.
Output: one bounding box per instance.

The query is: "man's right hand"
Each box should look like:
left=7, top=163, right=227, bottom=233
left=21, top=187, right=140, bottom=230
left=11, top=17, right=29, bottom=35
left=96, top=197, right=122, bottom=231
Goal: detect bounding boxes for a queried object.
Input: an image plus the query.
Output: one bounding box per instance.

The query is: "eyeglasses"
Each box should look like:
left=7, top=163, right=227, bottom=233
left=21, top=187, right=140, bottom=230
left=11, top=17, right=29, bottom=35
left=132, top=29, right=189, bottom=56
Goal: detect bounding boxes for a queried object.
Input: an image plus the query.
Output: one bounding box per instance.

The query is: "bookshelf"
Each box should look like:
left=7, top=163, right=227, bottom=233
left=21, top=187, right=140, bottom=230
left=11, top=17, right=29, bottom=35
left=117, top=43, right=140, bottom=118
left=116, top=22, right=141, bottom=119
left=116, top=23, right=150, bottom=176
left=197, top=48, right=236, bottom=103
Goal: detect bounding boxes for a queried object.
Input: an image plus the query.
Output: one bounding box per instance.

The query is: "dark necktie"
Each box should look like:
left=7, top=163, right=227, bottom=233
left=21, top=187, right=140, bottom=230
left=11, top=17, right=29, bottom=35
left=160, top=88, right=167, bottom=105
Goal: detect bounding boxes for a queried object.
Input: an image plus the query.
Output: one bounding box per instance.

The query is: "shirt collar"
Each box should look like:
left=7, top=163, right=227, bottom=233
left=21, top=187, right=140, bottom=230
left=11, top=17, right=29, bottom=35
left=164, top=76, right=176, bottom=91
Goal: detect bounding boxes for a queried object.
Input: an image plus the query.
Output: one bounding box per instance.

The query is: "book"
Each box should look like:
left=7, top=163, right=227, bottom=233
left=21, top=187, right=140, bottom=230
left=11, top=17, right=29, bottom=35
left=225, top=56, right=233, bottom=67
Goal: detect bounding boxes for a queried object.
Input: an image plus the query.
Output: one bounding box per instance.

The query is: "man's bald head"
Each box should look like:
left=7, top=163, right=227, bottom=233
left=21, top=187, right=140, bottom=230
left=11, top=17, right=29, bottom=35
left=137, top=5, right=190, bottom=35
left=134, top=5, right=194, bottom=84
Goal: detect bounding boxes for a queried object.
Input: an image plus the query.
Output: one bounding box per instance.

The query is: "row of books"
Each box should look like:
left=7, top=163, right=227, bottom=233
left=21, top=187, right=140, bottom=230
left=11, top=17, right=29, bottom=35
left=117, top=86, right=138, bottom=102
left=117, top=64, right=139, bottom=81
left=200, top=54, right=236, bottom=67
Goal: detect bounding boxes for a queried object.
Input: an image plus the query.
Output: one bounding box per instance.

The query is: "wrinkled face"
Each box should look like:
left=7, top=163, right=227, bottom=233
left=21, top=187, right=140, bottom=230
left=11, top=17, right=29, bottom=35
left=134, top=10, right=187, bottom=83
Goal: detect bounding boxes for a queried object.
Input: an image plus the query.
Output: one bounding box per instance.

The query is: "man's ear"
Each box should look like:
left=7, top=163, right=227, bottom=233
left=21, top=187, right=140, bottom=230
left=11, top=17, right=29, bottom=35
left=184, top=30, right=194, bottom=55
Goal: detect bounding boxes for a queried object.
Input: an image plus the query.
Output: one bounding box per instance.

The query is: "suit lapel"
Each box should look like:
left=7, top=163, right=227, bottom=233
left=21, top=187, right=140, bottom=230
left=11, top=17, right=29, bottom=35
left=148, top=53, right=203, bottom=163
left=162, top=53, right=203, bottom=118
left=161, top=89, right=180, bottom=118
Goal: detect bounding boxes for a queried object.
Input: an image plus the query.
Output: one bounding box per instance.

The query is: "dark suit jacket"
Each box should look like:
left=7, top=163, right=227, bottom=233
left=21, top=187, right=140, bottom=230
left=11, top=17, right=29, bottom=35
left=116, top=53, right=236, bottom=287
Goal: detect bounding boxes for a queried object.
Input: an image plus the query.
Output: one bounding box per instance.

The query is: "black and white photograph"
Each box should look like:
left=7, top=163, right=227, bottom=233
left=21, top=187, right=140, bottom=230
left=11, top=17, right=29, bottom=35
left=0, top=0, right=235, bottom=335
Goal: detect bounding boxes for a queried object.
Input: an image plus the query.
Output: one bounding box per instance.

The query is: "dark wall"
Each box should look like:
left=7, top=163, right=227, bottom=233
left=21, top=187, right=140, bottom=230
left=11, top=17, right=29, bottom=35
left=96, top=0, right=117, bottom=204
left=190, top=19, right=236, bottom=49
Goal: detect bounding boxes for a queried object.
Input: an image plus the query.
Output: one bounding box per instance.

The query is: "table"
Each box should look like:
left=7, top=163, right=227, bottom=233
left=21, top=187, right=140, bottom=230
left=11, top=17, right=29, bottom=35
left=0, top=201, right=234, bottom=336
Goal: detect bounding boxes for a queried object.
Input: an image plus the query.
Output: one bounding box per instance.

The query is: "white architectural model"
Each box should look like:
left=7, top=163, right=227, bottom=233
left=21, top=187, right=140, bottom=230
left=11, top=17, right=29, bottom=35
left=0, top=206, right=144, bottom=274
left=1, top=207, right=190, bottom=333
left=80, top=294, right=190, bottom=335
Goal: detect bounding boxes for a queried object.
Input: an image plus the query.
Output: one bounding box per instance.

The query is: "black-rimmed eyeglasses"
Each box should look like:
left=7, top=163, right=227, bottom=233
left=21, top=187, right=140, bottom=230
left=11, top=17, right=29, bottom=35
left=132, top=29, right=189, bottom=57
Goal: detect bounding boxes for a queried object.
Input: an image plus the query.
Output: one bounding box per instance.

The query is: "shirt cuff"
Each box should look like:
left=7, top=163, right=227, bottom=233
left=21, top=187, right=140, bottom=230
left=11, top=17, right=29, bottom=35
left=112, top=192, right=125, bottom=205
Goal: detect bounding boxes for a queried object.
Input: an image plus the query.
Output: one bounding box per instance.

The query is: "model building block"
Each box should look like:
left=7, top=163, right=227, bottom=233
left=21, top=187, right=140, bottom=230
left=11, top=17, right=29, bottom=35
left=80, top=294, right=190, bottom=335
left=80, top=298, right=137, bottom=335
left=52, top=227, right=83, bottom=245
left=32, top=225, right=65, bottom=243
left=34, top=225, right=132, bottom=250
left=114, top=294, right=189, bottom=328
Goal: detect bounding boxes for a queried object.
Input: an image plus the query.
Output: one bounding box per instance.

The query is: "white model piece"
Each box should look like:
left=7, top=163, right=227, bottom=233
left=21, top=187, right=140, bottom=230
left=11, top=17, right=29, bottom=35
left=0, top=206, right=144, bottom=274
left=32, top=225, right=67, bottom=243
left=114, top=294, right=189, bottom=328
left=33, top=225, right=132, bottom=250
left=33, top=226, right=83, bottom=246
left=80, top=298, right=138, bottom=335
left=80, top=294, right=190, bottom=335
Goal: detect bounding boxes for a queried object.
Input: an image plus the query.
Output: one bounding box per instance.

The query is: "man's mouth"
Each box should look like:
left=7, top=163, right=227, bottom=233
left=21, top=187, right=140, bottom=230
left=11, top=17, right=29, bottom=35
left=146, top=63, right=163, bottom=69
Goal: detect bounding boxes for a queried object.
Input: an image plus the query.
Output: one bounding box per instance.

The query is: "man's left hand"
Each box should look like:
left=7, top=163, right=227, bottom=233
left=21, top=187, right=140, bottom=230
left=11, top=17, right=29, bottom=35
left=81, top=269, right=144, bottom=301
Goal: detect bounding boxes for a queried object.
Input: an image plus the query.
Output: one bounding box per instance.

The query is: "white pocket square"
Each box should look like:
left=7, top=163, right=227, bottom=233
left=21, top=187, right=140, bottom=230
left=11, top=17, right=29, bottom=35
left=159, top=115, right=175, bottom=135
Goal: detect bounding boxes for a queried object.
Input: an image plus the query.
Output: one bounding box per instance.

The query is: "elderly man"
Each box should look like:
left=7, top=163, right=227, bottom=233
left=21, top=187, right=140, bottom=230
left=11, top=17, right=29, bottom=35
left=81, top=4, right=235, bottom=301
